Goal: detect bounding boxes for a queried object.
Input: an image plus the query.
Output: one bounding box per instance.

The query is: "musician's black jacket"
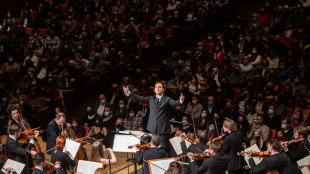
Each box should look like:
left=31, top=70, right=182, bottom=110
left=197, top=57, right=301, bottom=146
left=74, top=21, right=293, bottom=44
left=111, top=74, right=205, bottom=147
left=51, top=149, right=75, bottom=174
left=249, top=152, right=287, bottom=174
left=285, top=138, right=310, bottom=174
left=136, top=147, right=168, bottom=174
left=46, top=119, right=62, bottom=153
left=32, top=167, right=63, bottom=174
left=189, top=153, right=231, bottom=174
left=6, top=135, right=34, bottom=165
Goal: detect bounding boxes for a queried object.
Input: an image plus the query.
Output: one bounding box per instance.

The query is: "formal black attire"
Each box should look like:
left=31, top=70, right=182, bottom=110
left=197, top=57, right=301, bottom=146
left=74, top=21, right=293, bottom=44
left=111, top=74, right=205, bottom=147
left=46, top=119, right=62, bottom=154
left=285, top=138, right=310, bottom=174
left=6, top=135, right=34, bottom=174
left=221, top=130, right=244, bottom=174
left=51, top=149, right=75, bottom=174
left=32, top=167, right=62, bottom=174
left=189, top=153, right=231, bottom=174
left=136, top=147, right=168, bottom=174
left=249, top=152, right=287, bottom=174
left=127, top=92, right=182, bottom=153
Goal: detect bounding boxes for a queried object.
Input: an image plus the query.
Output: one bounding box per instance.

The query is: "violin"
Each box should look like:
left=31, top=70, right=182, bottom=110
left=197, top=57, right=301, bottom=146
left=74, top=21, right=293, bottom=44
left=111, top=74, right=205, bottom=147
left=212, top=134, right=226, bottom=142
left=128, top=144, right=151, bottom=150
left=176, top=134, right=198, bottom=144
left=190, top=153, right=213, bottom=159
left=44, top=161, right=56, bottom=174
left=237, top=151, right=271, bottom=158
left=18, top=127, right=41, bottom=144
left=286, top=138, right=303, bottom=146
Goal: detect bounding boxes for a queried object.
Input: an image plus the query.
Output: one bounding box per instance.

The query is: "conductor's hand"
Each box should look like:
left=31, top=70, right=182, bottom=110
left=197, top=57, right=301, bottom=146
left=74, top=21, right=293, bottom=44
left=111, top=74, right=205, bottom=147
left=180, top=93, right=185, bottom=103
left=123, top=85, right=129, bottom=95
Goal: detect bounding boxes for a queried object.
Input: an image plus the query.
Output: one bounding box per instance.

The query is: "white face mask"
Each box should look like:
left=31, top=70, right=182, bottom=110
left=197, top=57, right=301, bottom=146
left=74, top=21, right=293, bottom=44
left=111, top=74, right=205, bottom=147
left=119, top=104, right=124, bottom=108
left=192, top=100, right=197, bottom=104
left=268, top=109, right=274, bottom=115
left=252, top=50, right=257, bottom=54
left=100, top=99, right=106, bottom=105
left=201, top=113, right=207, bottom=118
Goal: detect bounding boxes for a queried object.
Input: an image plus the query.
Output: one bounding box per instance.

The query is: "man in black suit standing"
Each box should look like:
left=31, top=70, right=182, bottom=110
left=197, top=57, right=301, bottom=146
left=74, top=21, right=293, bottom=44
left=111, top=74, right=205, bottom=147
left=188, top=141, right=231, bottom=174
left=32, top=152, right=62, bottom=174
left=6, top=124, right=38, bottom=174
left=46, top=113, right=66, bottom=154
left=136, top=134, right=169, bottom=174
left=281, top=126, right=310, bottom=174
left=123, top=82, right=185, bottom=153
left=248, top=139, right=287, bottom=174
left=221, top=119, right=244, bottom=174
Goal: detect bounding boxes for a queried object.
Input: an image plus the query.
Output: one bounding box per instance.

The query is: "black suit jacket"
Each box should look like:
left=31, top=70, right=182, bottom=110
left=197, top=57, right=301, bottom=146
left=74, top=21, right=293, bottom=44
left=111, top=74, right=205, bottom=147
left=136, top=147, right=168, bottom=174
left=46, top=119, right=61, bottom=152
left=190, top=153, right=231, bottom=174
left=221, top=131, right=244, bottom=172
left=32, top=167, right=62, bottom=174
left=249, top=153, right=287, bottom=174
left=286, top=138, right=310, bottom=174
left=6, top=136, right=34, bottom=165
left=128, top=93, right=182, bottom=134
left=51, top=149, right=75, bottom=173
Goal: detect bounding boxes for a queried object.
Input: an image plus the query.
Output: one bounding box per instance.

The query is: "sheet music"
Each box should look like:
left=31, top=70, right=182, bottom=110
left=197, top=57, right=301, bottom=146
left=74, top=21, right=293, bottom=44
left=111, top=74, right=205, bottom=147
left=119, top=130, right=145, bottom=138
left=297, top=155, right=310, bottom=174
left=76, top=160, right=103, bottom=174
left=1, top=159, right=25, bottom=174
left=242, top=144, right=263, bottom=168
left=169, top=136, right=191, bottom=155
left=63, top=138, right=80, bottom=159
left=149, top=158, right=175, bottom=174
left=113, top=134, right=140, bottom=152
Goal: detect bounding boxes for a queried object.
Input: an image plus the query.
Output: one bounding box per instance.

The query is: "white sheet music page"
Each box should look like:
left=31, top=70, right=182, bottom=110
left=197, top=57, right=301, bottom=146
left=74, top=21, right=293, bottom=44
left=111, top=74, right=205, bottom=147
left=297, top=155, right=310, bottom=174
left=169, top=136, right=191, bottom=155
left=77, top=160, right=103, bottom=174
left=149, top=158, right=175, bottom=174
left=113, top=134, right=140, bottom=152
left=63, top=138, right=80, bottom=158
left=2, top=159, right=25, bottom=174
left=242, top=144, right=263, bottom=168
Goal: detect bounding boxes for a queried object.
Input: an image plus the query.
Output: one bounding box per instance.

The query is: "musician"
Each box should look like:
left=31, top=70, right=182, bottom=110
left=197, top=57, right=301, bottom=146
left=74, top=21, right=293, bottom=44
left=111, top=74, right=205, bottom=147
left=6, top=124, right=38, bottom=174
left=46, top=113, right=66, bottom=154
left=188, top=141, right=231, bottom=174
left=7, top=106, right=21, bottom=134
left=136, top=134, right=168, bottom=174
left=32, top=152, right=62, bottom=174
left=124, top=82, right=185, bottom=154
left=89, top=140, right=117, bottom=165
left=281, top=126, right=310, bottom=174
left=51, top=136, right=75, bottom=174
left=221, top=120, right=244, bottom=174
left=247, top=139, right=287, bottom=174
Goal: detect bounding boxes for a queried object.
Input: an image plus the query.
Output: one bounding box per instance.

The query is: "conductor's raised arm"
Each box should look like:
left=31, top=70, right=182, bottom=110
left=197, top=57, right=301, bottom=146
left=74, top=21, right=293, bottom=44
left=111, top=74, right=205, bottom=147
left=123, top=85, right=150, bottom=103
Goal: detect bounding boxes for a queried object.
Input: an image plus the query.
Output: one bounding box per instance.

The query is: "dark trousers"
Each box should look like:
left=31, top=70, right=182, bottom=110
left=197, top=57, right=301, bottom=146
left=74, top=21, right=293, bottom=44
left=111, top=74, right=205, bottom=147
left=228, top=168, right=243, bottom=174
left=160, top=134, right=170, bottom=156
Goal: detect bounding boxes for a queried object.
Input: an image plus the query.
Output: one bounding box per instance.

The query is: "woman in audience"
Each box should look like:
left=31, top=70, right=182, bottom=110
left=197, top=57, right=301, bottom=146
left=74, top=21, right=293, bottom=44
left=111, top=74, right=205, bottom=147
left=248, top=128, right=267, bottom=151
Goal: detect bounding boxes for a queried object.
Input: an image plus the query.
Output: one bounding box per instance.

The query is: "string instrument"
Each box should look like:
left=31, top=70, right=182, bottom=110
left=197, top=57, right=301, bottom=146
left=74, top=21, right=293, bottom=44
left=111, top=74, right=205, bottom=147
left=212, top=134, right=226, bottom=142
left=176, top=134, right=198, bottom=144
left=44, top=160, right=56, bottom=174
left=128, top=144, right=151, bottom=150
left=287, top=138, right=303, bottom=147
left=0, top=136, right=7, bottom=164
left=190, top=153, right=213, bottom=159
left=298, top=164, right=310, bottom=170
left=17, top=127, right=41, bottom=144
left=237, top=151, right=271, bottom=158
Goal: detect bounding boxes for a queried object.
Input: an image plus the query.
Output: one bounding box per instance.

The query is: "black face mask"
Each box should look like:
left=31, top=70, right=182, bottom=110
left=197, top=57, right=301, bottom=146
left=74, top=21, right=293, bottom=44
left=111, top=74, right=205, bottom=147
left=255, top=136, right=260, bottom=140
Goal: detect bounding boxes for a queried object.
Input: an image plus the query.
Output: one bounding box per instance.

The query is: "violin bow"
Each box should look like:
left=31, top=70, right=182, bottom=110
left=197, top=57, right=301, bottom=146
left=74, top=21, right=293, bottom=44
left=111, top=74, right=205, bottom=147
left=142, top=159, right=167, bottom=172
left=213, top=116, right=220, bottom=137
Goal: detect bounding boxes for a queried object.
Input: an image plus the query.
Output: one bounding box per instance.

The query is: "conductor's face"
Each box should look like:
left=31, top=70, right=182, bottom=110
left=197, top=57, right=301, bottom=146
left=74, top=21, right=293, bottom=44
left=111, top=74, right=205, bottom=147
left=154, top=83, right=164, bottom=96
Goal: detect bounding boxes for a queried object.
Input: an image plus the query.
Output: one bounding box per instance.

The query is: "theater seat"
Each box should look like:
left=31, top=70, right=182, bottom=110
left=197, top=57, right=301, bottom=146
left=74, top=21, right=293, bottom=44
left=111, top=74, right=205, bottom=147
left=233, top=88, right=241, bottom=101
left=284, top=107, right=293, bottom=119
left=270, top=129, right=276, bottom=139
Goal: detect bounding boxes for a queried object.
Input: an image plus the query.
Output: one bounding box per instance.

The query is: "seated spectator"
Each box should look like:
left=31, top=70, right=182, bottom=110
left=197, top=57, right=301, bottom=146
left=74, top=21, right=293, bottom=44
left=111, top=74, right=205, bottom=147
left=281, top=118, right=293, bottom=140
left=83, top=106, right=98, bottom=128
left=184, top=95, right=203, bottom=122
left=240, top=55, right=253, bottom=74
left=264, top=104, right=282, bottom=130
left=113, top=99, right=128, bottom=119
left=291, top=75, right=306, bottom=96
left=71, top=119, right=85, bottom=138
left=123, top=108, right=143, bottom=130
left=248, top=128, right=267, bottom=151
left=249, top=115, right=270, bottom=142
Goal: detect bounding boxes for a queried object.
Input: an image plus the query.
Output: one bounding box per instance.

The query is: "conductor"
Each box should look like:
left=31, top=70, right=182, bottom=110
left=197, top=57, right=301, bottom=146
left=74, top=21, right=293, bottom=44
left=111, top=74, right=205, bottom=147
left=123, top=82, right=184, bottom=153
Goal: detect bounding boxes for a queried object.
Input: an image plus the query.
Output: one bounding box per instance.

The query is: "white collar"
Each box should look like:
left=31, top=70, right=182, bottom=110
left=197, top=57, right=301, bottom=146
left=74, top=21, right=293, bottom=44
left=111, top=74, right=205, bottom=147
left=271, top=152, right=279, bottom=155
left=35, top=167, right=43, bottom=171
left=9, top=135, right=16, bottom=141
left=156, top=95, right=163, bottom=99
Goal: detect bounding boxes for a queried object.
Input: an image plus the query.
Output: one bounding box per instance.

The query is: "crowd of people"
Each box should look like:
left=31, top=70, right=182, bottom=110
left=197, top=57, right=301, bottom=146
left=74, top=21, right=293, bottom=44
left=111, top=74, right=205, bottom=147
left=0, top=0, right=310, bottom=173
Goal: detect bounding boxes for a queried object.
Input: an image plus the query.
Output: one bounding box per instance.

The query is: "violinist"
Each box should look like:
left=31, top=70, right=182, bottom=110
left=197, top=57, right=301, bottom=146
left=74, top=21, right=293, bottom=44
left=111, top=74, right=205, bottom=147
left=281, top=126, right=310, bottom=174
left=51, top=136, right=75, bottom=174
left=6, top=124, right=39, bottom=174
left=187, top=141, right=231, bottom=174
left=89, top=140, right=117, bottom=165
left=136, top=134, right=168, bottom=174
left=247, top=139, right=287, bottom=174
left=32, top=152, right=62, bottom=174
left=46, top=113, right=66, bottom=154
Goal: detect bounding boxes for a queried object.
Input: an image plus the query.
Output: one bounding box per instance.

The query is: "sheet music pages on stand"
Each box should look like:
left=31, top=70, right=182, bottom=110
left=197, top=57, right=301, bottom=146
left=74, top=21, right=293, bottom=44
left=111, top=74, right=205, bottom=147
left=113, top=134, right=140, bottom=153
left=297, top=155, right=310, bottom=174
left=148, top=158, right=175, bottom=174
left=63, top=138, right=80, bottom=158
left=76, top=160, right=103, bottom=174
left=1, top=159, right=25, bottom=174
left=169, top=136, right=191, bottom=155
left=242, top=144, right=263, bottom=168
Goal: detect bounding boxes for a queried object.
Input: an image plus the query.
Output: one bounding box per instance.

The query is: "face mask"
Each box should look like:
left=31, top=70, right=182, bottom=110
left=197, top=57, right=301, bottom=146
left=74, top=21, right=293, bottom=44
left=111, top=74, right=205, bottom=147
left=208, top=101, right=213, bottom=105
left=64, top=45, right=69, bottom=49
left=198, top=46, right=203, bottom=50
left=213, top=67, right=218, bottom=72
left=252, top=50, right=257, bottom=54
left=294, top=115, right=300, bottom=120
left=209, top=127, right=215, bottom=132
left=281, top=123, right=286, bottom=129
left=129, top=113, right=134, bottom=117
left=294, top=79, right=300, bottom=83
left=239, top=37, right=244, bottom=41
left=256, top=120, right=263, bottom=125
left=208, top=36, right=212, bottom=40
left=217, top=36, right=222, bottom=40
left=119, top=104, right=124, bottom=108
left=104, top=111, right=110, bottom=117
left=72, top=123, right=78, bottom=127
left=243, top=60, right=249, bottom=65
left=16, top=90, right=20, bottom=94
left=192, top=100, right=197, bottom=104
left=268, top=109, right=274, bottom=115
left=238, top=120, right=243, bottom=124
left=100, top=99, right=105, bottom=105
left=75, top=58, right=80, bottom=62
left=255, top=136, right=260, bottom=140
left=201, top=113, right=207, bottom=118
left=31, top=81, right=37, bottom=86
